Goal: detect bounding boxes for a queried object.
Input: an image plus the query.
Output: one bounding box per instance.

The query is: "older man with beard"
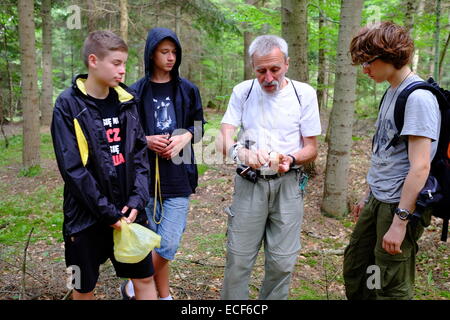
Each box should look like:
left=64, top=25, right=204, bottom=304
left=217, top=35, right=322, bottom=300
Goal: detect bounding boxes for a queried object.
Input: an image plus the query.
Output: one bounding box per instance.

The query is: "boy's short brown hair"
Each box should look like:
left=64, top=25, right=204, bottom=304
left=349, top=22, right=414, bottom=69
left=82, top=30, right=128, bottom=67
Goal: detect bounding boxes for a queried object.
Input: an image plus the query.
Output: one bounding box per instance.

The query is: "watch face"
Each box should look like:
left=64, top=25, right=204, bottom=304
left=395, top=208, right=410, bottom=220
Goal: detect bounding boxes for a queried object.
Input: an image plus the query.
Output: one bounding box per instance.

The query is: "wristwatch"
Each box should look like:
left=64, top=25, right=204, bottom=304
left=287, top=154, right=296, bottom=168
left=394, top=208, right=411, bottom=221
left=229, top=143, right=244, bottom=163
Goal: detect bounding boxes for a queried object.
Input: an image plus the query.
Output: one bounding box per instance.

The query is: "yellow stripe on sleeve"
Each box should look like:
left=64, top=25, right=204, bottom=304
left=74, top=118, right=89, bottom=166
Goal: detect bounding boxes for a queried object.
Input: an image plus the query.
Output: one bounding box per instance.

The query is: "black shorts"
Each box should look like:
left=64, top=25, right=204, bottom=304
left=64, top=222, right=154, bottom=293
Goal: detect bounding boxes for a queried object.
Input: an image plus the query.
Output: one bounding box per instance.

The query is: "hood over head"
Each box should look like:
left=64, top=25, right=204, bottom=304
left=144, top=27, right=182, bottom=80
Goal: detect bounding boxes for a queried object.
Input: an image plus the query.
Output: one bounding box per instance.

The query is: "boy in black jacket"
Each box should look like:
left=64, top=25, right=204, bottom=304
left=51, top=31, right=157, bottom=300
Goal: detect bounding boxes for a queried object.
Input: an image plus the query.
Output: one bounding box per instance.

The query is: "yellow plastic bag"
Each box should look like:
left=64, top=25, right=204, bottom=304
left=113, top=219, right=161, bottom=264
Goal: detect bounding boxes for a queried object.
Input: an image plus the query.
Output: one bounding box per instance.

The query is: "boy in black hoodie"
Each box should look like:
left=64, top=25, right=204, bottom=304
left=51, top=31, right=157, bottom=300
left=121, top=28, right=204, bottom=300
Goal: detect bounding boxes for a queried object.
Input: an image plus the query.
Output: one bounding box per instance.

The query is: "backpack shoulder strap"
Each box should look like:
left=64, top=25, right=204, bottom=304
left=290, top=80, right=302, bottom=107
left=379, top=89, right=389, bottom=110
left=244, top=79, right=255, bottom=102
left=238, top=79, right=255, bottom=138
left=385, top=79, right=445, bottom=150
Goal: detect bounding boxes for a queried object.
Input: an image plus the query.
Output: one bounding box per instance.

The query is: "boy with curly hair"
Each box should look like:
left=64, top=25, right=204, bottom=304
left=343, top=22, right=440, bottom=300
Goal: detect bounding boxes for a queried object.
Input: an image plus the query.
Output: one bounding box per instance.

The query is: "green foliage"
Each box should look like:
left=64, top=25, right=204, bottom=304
left=1, top=0, right=449, bottom=123
left=0, top=133, right=55, bottom=167
left=0, top=185, right=64, bottom=245
left=204, top=112, right=223, bottom=131
left=0, top=134, right=22, bottom=166
left=0, top=132, right=64, bottom=246
left=186, top=0, right=241, bottom=39
left=19, top=165, right=42, bottom=177
left=230, top=1, right=281, bottom=32
left=197, top=163, right=209, bottom=175
left=194, top=232, right=226, bottom=257
left=290, top=280, right=324, bottom=300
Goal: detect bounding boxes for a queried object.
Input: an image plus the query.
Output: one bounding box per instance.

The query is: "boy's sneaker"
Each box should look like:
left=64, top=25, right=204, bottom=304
left=120, top=279, right=135, bottom=300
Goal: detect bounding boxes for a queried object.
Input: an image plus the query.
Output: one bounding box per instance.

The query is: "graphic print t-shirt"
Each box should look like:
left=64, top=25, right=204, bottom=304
left=151, top=81, right=177, bottom=136
left=145, top=81, right=192, bottom=197
left=88, top=89, right=127, bottom=202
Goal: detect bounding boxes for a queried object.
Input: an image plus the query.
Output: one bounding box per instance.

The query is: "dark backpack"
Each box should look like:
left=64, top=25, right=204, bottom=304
left=382, top=77, right=450, bottom=241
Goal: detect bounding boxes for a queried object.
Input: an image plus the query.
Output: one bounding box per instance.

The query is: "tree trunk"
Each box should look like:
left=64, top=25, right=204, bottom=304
left=324, top=64, right=330, bottom=109
left=243, top=0, right=258, bottom=80
left=175, top=4, right=181, bottom=39
left=281, top=0, right=308, bottom=82
left=321, top=0, right=364, bottom=218
left=433, top=0, right=441, bottom=81
left=317, top=0, right=326, bottom=110
left=119, top=0, right=128, bottom=82
left=244, top=28, right=255, bottom=80
left=439, top=32, right=449, bottom=80
left=138, top=44, right=144, bottom=77
left=175, top=3, right=182, bottom=76
left=119, top=0, right=128, bottom=43
left=412, top=0, right=425, bottom=72
left=154, top=0, right=160, bottom=26
left=87, top=0, right=96, bottom=33
left=41, top=0, right=53, bottom=126
left=2, top=27, right=14, bottom=121
left=404, top=0, right=417, bottom=32
left=0, top=90, right=7, bottom=148
left=18, top=0, right=40, bottom=168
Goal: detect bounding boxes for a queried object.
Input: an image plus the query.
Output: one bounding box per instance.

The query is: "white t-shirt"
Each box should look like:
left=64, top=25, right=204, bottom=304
left=221, top=78, right=322, bottom=157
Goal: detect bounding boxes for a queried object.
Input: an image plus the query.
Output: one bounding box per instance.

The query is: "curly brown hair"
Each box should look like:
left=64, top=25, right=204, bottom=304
left=349, top=22, right=414, bottom=69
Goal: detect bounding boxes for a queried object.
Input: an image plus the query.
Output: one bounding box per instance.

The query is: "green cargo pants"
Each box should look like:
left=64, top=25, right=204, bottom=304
left=343, top=194, right=431, bottom=300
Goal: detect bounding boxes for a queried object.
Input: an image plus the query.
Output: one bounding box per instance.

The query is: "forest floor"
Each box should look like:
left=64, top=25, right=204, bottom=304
left=0, top=111, right=449, bottom=300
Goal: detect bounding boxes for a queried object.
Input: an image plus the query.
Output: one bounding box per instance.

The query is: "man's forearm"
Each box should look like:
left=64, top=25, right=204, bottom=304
left=398, top=165, right=429, bottom=212
left=291, top=139, right=318, bottom=166
left=217, top=124, right=237, bottom=157
left=398, top=136, right=432, bottom=213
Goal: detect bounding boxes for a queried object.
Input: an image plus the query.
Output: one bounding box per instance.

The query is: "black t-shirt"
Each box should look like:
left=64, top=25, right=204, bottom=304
left=144, top=81, right=192, bottom=198
left=88, top=89, right=127, bottom=204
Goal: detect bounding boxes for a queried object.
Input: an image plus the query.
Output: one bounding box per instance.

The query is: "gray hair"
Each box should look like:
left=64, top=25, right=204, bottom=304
left=248, top=35, right=288, bottom=61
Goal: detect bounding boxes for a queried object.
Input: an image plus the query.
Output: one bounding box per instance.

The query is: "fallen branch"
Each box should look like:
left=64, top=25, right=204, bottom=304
left=20, top=227, right=34, bottom=300
left=62, top=289, right=72, bottom=300
left=300, top=249, right=345, bottom=256
left=176, top=258, right=227, bottom=268
left=0, top=258, right=47, bottom=285
left=321, top=249, right=330, bottom=300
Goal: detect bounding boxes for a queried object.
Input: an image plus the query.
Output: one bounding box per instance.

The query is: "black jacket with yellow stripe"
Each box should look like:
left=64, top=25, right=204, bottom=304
left=51, top=74, right=150, bottom=237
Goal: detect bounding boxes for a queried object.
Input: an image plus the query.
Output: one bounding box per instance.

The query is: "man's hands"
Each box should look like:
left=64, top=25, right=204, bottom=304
left=110, top=206, right=139, bottom=230
left=237, top=148, right=270, bottom=169
left=160, top=132, right=193, bottom=160
left=146, top=134, right=170, bottom=153
left=382, top=215, right=408, bottom=255
left=146, top=132, right=193, bottom=160
left=238, top=149, right=294, bottom=173
left=278, top=154, right=293, bottom=173
left=352, top=197, right=366, bottom=223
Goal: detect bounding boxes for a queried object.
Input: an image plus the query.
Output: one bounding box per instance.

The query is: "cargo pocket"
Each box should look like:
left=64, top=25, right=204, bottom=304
left=224, top=206, right=236, bottom=249
left=377, top=258, right=413, bottom=299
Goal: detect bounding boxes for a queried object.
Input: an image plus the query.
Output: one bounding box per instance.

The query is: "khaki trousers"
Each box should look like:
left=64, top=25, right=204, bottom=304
left=221, top=170, right=304, bottom=300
